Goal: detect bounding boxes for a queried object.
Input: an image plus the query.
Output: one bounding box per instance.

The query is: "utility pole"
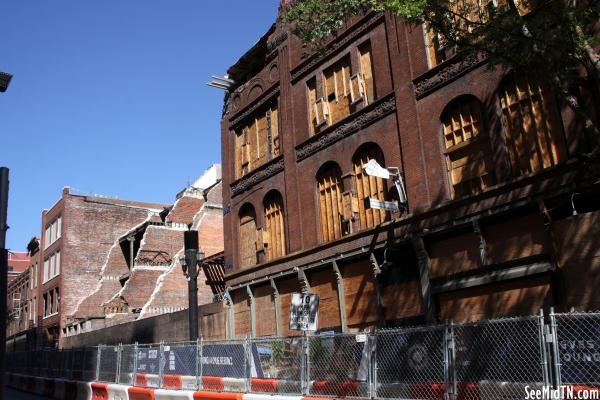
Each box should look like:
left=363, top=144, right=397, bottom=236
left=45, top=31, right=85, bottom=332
left=1, top=167, right=11, bottom=400
left=180, top=229, right=204, bottom=341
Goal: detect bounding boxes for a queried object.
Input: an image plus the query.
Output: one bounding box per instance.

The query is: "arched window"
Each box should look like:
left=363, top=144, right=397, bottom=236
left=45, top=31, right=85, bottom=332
left=353, top=144, right=389, bottom=230
left=239, top=204, right=257, bottom=268
left=498, top=76, right=567, bottom=177
left=264, top=191, right=286, bottom=261
left=441, top=96, right=494, bottom=197
left=317, top=163, right=345, bottom=243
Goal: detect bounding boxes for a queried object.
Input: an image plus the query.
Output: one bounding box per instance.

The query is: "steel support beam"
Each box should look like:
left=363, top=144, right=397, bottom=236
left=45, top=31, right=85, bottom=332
left=332, top=260, right=348, bottom=332
left=270, top=278, right=282, bottom=336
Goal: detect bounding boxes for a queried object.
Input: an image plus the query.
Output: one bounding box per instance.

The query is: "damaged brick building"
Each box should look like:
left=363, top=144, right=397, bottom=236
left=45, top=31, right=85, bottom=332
left=6, top=165, right=225, bottom=348
left=67, top=164, right=224, bottom=340
left=219, top=4, right=600, bottom=337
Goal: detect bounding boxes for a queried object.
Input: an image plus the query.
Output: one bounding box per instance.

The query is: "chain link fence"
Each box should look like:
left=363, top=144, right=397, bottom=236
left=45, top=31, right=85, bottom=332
left=6, top=311, right=600, bottom=398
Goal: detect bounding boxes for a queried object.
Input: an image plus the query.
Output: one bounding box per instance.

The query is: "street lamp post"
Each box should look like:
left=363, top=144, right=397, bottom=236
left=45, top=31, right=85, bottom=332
left=1, top=72, right=11, bottom=400
left=179, top=229, right=204, bottom=341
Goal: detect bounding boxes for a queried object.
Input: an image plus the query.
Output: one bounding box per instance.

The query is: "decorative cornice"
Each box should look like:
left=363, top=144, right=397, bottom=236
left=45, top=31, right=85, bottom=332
left=266, top=32, right=288, bottom=59
left=230, top=156, right=285, bottom=197
left=290, top=13, right=384, bottom=83
left=295, top=93, right=396, bottom=161
left=229, top=86, right=280, bottom=128
left=413, top=53, right=488, bottom=99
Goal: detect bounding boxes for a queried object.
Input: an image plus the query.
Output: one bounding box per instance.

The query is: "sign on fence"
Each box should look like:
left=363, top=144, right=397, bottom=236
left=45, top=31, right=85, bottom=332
left=289, top=293, right=319, bottom=331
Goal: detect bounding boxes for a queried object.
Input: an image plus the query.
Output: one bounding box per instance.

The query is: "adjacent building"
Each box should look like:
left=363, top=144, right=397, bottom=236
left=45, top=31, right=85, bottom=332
left=219, top=4, right=600, bottom=337
left=7, top=251, right=29, bottom=283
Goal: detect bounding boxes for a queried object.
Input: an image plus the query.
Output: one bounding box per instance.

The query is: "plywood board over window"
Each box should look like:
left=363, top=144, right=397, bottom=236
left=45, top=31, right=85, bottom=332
left=317, top=164, right=345, bottom=243
left=239, top=206, right=258, bottom=268
left=324, top=56, right=352, bottom=126
left=441, top=97, right=494, bottom=197
left=358, top=41, right=375, bottom=104
left=499, top=76, right=567, bottom=177
left=264, top=192, right=286, bottom=261
left=353, top=144, right=389, bottom=230
left=234, top=99, right=280, bottom=179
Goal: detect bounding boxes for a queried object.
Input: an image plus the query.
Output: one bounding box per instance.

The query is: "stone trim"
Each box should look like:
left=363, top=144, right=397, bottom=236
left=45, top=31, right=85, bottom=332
left=230, top=156, right=285, bottom=197
left=295, top=93, right=396, bottom=161
left=413, top=53, right=488, bottom=99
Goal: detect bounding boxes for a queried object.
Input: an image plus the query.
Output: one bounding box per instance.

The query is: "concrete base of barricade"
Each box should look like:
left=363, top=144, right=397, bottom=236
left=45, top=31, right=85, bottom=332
left=107, top=383, right=131, bottom=400
left=193, top=392, right=243, bottom=400
left=223, top=378, right=247, bottom=392
left=129, top=386, right=155, bottom=400
left=250, top=379, right=278, bottom=393
left=154, top=389, right=195, bottom=400
left=479, top=381, right=543, bottom=399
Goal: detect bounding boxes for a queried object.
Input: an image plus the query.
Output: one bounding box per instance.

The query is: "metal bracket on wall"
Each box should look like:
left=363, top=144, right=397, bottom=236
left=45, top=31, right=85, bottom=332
left=223, top=289, right=235, bottom=339
left=296, top=267, right=310, bottom=295
left=246, top=285, right=255, bottom=338
left=270, top=278, right=282, bottom=336
left=332, top=260, right=348, bottom=333
left=472, top=219, right=489, bottom=266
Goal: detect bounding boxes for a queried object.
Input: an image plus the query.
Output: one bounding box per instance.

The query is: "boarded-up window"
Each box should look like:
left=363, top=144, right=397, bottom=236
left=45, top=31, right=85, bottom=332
left=317, top=163, right=345, bottom=243
left=234, top=100, right=280, bottom=179
left=441, top=97, right=494, bottom=197
left=425, top=25, right=457, bottom=68
left=358, top=42, right=376, bottom=104
left=324, top=56, right=352, bottom=126
left=264, top=192, right=286, bottom=261
left=239, top=205, right=257, bottom=268
left=307, top=78, right=318, bottom=136
left=499, top=76, right=566, bottom=177
left=353, top=144, right=389, bottom=230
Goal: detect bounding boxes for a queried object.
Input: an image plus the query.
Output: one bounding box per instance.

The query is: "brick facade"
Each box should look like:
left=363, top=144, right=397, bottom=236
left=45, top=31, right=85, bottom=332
left=220, top=6, right=600, bottom=337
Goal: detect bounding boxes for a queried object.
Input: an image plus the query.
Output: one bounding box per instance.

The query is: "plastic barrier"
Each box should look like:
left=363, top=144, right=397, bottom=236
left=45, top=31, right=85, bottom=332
left=250, top=379, right=278, bottom=393
left=76, top=381, right=93, bottom=400
left=409, top=383, right=446, bottom=400
left=242, top=394, right=302, bottom=400
left=136, top=374, right=148, bottom=387
left=311, top=380, right=358, bottom=397
left=457, top=383, right=480, bottom=400
left=154, top=389, right=195, bottom=400
left=223, top=377, right=247, bottom=392
left=567, top=385, right=600, bottom=400
left=181, top=375, right=198, bottom=390
left=479, top=381, right=544, bottom=399
left=201, top=376, right=224, bottom=391
left=136, top=373, right=160, bottom=388
left=162, top=374, right=183, bottom=389
left=193, top=392, right=243, bottom=400
left=129, top=386, right=155, bottom=400
left=108, top=383, right=131, bottom=400
left=91, top=382, right=110, bottom=400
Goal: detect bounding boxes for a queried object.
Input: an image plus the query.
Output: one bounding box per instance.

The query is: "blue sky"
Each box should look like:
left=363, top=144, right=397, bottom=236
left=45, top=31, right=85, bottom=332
left=0, top=1, right=279, bottom=251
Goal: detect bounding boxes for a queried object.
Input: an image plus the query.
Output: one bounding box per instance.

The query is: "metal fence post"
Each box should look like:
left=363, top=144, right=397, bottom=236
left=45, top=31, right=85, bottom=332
left=196, top=337, right=202, bottom=390
left=369, top=332, right=377, bottom=399
left=537, top=309, right=550, bottom=387
left=116, top=343, right=122, bottom=384
left=301, top=331, right=310, bottom=396
left=444, top=321, right=456, bottom=400
left=159, top=341, right=165, bottom=389
left=133, top=342, right=138, bottom=386
left=95, top=345, right=102, bottom=381
left=245, top=335, right=252, bottom=392
left=549, top=308, right=562, bottom=389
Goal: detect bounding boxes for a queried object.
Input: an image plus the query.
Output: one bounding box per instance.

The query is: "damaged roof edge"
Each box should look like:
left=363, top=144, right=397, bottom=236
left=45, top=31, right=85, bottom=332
left=226, top=23, right=277, bottom=88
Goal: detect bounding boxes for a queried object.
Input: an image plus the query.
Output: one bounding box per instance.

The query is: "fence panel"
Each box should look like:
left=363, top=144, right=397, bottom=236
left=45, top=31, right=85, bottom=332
left=82, top=347, right=98, bottom=381
left=134, top=343, right=162, bottom=388
left=118, top=344, right=136, bottom=385
left=376, top=325, right=446, bottom=400
left=453, top=316, right=547, bottom=400
left=200, top=338, right=249, bottom=392
left=97, top=345, right=119, bottom=383
left=553, top=312, right=600, bottom=389
left=307, top=332, right=369, bottom=398
left=160, top=341, right=198, bottom=389
left=250, top=336, right=303, bottom=394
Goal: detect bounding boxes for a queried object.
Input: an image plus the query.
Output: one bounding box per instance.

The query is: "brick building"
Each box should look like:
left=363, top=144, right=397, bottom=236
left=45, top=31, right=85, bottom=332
left=66, top=164, right=224, bottom=337
left=7, top=251, right=29, bottom=283
left=220, top=4, right=600, bottom=337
